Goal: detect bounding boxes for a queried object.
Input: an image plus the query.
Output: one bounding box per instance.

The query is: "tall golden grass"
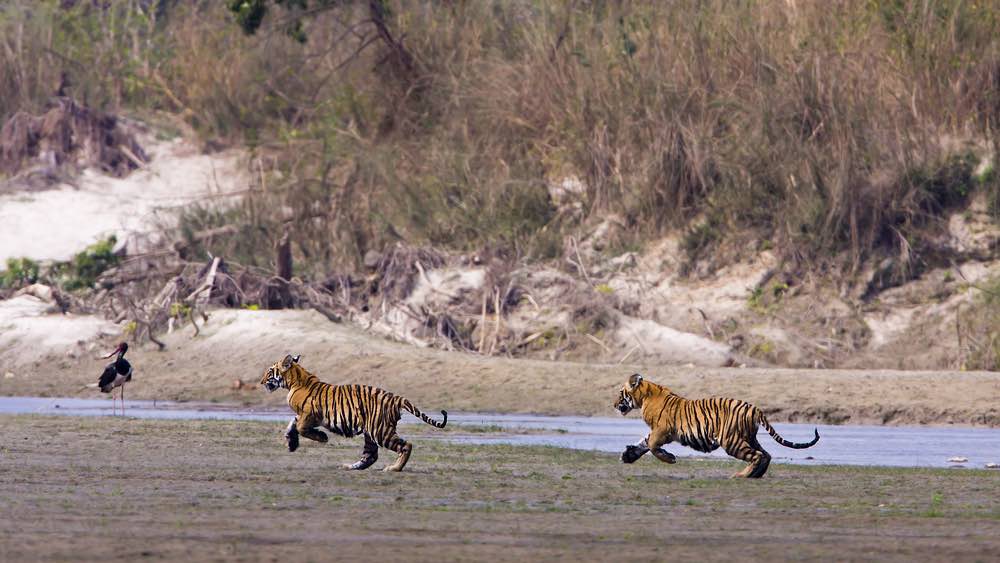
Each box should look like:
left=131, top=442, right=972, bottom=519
left=2, top=0, right=998, bottom=277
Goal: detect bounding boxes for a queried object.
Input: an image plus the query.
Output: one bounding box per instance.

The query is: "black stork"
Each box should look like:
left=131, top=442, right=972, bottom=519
left=98, top=342, right=132, bottom=416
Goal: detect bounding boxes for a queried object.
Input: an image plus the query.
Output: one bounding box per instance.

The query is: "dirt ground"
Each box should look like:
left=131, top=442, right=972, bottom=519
left=2, top=308, right=999, bottom=427
left=0, top=416, right=997, bottom=562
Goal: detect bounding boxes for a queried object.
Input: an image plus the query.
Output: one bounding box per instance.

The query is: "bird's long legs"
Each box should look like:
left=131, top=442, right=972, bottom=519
left=109, top=386, right=125, bottom=417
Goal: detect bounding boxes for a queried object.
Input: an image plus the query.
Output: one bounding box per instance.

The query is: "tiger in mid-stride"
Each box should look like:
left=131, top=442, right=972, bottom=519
left=613, top=373, right=819, bottom=478
left=260, top=354, right=447, bottom=472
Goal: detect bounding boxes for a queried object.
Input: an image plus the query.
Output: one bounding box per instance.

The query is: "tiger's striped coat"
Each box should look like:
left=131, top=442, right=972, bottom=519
left=261, top=354, right=447, bottom=472
left=613, top=373, right=819, bottom=478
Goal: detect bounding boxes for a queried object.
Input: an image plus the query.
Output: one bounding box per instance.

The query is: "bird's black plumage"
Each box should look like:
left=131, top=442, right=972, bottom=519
left=98, top=342, right=131, bottom=392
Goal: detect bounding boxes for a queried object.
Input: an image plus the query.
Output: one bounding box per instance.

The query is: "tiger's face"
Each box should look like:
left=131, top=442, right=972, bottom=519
left=260, top=354, right=301, bottom=392
left=260, top=364, right=284, bottom=392
left=613, top=373, right=645, bottom=416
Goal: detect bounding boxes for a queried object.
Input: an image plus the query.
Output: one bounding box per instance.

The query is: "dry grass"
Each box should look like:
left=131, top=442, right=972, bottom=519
left=2, top=1, right=999, bottom=276
left=959, top=275, right=1000, bottom=370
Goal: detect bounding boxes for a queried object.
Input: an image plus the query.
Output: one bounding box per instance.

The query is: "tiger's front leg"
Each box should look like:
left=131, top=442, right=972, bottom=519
left=285, top=418, right=300, bottom=452
left=650, top=447, right=677, bottom=464
left=622, top=435, right=677, bottom=464
left=621, top=437, right=651, bottom=463
left=646, top=431, right=677, bottom=464
left=292, top=416, right=328, bottom=449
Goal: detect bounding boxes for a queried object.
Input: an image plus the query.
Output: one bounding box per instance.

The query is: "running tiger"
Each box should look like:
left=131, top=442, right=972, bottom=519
left=260, top=354, right=447, bottom=472
left=613, top=373, right=819, bottom=478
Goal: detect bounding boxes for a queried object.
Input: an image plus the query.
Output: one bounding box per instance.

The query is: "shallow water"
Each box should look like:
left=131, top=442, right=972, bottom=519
left=2, top=396, right=997, bottom=469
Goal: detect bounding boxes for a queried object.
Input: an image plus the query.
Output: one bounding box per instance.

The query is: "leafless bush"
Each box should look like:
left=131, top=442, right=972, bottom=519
left=373, top=244, right=446, bottom=304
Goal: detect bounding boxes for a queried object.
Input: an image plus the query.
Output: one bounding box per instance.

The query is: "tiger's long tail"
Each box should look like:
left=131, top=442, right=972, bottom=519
left=759, top=414, right=819, bottom=449
left=402, top=399, right=448, bottom=428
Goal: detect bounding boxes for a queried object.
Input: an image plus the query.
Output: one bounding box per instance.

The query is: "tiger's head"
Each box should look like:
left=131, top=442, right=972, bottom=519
left=613, top=373, right=646, bottom=416
left=260, top=354, right=302, bottom=392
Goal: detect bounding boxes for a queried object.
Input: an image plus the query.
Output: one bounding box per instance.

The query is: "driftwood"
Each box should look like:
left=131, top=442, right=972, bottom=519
left=0, top=97, right=147, bottom=178
left=187, top=256, right=221, bottom=306
left=270, top=230, right=293, bottom=308
left=312, top=303, right=342, bottom=323
left=83, top=239, right=509, bottom=356
left=172, top=225, right=238, bottom=255
left=276, top=231, right=292, bottom=281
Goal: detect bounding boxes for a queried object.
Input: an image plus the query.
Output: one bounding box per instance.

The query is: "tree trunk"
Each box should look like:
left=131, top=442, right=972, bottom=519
left=276, top=229, right=292, bottom=281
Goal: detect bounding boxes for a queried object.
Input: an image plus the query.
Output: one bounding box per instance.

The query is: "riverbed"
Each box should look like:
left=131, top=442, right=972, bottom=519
left=2, top=396, right=997, bottom=469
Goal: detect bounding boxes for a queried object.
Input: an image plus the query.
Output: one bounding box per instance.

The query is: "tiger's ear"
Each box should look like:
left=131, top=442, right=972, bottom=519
left=628, top=373, right=643, bottom=389
left=292, top=354, right=301, bottom=363
left=281, top=354, right=295, bottom=371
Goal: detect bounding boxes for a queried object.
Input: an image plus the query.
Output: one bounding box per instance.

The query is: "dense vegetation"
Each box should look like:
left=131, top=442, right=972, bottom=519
left=2, top=0, right=998, bottom=277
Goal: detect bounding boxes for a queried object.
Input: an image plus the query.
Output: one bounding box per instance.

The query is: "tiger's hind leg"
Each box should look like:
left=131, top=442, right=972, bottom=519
left=748, top=450, right=771, bottom=478
left=343, top=433, right=379, bottom=471
left=723, top=438, right=771, bottom=479
left=746, top=436, right=771, bottom=478
left=380, top=434, right=412, bottom=472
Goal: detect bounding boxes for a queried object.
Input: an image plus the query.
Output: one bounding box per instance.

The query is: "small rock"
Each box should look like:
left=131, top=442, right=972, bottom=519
left=3, top=371, right=14, bottom=379
left=112, top=237, right=128, bottom=256
left=363, top=250, right=382, bottom=270
left=948, top=456, right=969, bottom=463
left=546, top=175, right=587, bottom=208
left=231, top=379, right=245, bottom=390
left=15, top=283, right=55, bottom=303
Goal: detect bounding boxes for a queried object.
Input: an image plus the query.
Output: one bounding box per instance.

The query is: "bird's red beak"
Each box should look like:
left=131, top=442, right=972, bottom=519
left=101, top=343, right=123, bottom=359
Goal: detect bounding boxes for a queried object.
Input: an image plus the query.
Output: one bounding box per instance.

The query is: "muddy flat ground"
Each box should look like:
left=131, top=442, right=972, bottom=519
left=2, top=309, right=998, bottom=426
left=1, top=416, right=998, bottom=562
